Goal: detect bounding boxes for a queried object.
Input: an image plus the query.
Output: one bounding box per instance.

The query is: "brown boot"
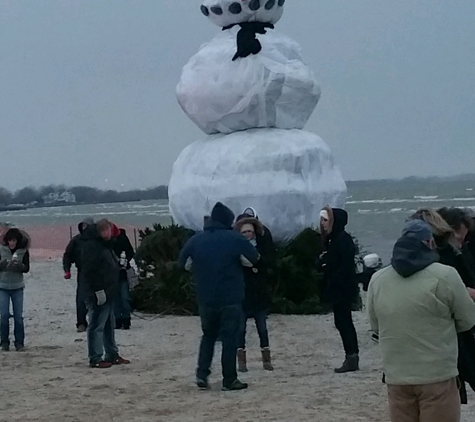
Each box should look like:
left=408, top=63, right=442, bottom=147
left=237, top=348, right=248, bottom=372
left=261, top=347, right=274, bottom=371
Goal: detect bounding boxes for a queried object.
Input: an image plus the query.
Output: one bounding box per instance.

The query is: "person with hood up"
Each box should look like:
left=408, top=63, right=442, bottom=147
left=411, top=207, right=475, bottom=404
left=367, top=220, right=475, bottom=422
left=234, top=215, right=275, bottom=372
left=317, top=206, right=359, bottom=373
left=0, top=228, right=30, bottom=351
left=80, top=219, right=130, bottom=368
left=112, top=227, right=135, bottom=330
left=179, top=202, right=260, bottom=391
left=62, top=217, right=94, bottom=332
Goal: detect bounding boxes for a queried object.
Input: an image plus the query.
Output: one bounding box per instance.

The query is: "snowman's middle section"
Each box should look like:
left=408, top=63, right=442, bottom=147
left=176, top=27, right=321, bottom=135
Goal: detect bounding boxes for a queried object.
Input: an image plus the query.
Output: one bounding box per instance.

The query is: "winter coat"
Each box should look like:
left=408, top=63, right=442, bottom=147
left=234, top=217, right=276, bottom=312
left=62, top=219, right=93, bottom=273
left=0, top=231, right=30, bottom=290
left=112, top=229, right=135, bottom=270
left=79, top=225, right=120, bottom=302
left=436, top=241, right=475, bottom=403
left=438, top=242, right=475, bottom=288
left=179, top=220, right=260, bottom=307
left=317, top=208, right=357, bottom=304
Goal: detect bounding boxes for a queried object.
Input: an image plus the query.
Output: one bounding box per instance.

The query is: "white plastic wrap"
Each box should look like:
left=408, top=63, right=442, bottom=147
left=168, top=128, right=347, bottom=242
left=200, top=0, right=285, bottom=28
left=176, top=28, right=321, bottom=135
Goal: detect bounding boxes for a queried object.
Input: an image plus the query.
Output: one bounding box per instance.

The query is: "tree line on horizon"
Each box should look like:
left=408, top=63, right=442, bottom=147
left=0, top=185, right=168, bottom=206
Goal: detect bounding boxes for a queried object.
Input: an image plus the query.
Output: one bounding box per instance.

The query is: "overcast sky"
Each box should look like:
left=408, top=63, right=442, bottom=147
left=1, top=0, right=474, bottom=191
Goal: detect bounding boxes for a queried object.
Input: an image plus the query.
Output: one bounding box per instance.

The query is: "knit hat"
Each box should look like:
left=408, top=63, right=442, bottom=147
left=242, top=207, right=257, bottom=219
left=401, top=220, right=433, bottom=242
left=211, top=202, right=235, bottom=228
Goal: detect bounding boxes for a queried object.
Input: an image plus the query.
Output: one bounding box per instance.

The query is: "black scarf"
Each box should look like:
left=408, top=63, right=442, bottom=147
left=223, top=22, right=274, bottom=61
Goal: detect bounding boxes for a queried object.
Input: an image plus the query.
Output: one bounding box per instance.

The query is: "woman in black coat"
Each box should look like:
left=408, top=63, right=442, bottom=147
left=317, top=206, right=359, bottom=373
left=234, top=215, right=276, bottom=372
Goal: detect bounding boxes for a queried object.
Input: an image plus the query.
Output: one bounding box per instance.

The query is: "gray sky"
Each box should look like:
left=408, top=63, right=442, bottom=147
left=1, top=0, right=474, bottom=191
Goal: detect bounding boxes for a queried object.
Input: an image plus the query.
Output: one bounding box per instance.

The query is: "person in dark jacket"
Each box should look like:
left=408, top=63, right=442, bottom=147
left=241, top=206, right=276, bottom=264
left=465, top=208, right=475, bottom=262
left=80, top=219, right=130, bottom=368
left=62, top=217, right=94, bottom=332
left=317, top=206, right=359, bottom=373
left=234, top=215, right=275, bottom=372
left=112, top=228, right=135, bottom=330
left=0, top=228, right=30, bottom=351
left=179, top=202, right=259, bottom=391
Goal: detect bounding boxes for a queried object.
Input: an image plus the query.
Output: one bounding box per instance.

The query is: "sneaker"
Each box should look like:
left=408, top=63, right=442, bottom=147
left=110, top=356, right=130, bottom=365
left=77, top=324, right=87, bottom=333
left=221, top=379, right=248, bottom=391
left=90, top=361, right=113, bottom=369
left=15, top=345, right=25, bottom=352
left=196, top=378, right=210, bottom=390
left=1, top=343, right=9, bottom=351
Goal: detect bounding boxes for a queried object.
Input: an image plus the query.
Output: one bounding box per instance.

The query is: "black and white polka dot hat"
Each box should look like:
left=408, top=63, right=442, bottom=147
left=201, top=0, right=285, bottom=28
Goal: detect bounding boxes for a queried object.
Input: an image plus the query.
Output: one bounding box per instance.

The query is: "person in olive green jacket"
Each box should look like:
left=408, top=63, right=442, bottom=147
left=367, top=219, right=475, bottom=422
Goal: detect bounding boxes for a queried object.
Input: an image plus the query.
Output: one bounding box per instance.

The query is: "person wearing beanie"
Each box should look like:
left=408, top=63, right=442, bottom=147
left=234, top=215, right=276, bottom=372
left=317, top=206, right=359, bottom=373
left=62, top=217, right=94, bottom=332
left=367, top=219, right=475, bottom=422
left=179, top=202, right=260, bottom=391
left=241, top=206, right=276, bottom=264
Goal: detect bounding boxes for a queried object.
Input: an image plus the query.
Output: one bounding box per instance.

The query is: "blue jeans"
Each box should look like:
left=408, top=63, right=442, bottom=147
left=85, top=298, right=119, bottom=364
left=114, top=271, right=131, bottom=321
left=0, top=288, right=24, bottom=347
left=238, top=310, right=269, bottom=349
left=196, top=304, right=241, bottom=387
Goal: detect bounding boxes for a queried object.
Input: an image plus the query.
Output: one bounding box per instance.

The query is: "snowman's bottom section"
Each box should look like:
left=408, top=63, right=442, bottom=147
left=168, top=128, right=347, bottom=242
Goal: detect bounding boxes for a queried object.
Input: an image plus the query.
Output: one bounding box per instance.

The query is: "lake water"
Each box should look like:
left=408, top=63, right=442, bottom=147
left=1, top=179, right=474, bottom=263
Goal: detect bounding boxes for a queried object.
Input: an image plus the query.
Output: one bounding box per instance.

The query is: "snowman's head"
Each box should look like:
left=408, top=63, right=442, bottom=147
left=200, top=0, right=285, bottom=28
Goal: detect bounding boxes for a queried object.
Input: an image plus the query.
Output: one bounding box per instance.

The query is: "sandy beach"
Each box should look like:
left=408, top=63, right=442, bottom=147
left=0, top=260, right=474, bottom=422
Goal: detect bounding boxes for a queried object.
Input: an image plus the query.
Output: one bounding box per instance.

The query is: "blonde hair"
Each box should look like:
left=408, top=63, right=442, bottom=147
left=408, top=208, right=453, bottom=239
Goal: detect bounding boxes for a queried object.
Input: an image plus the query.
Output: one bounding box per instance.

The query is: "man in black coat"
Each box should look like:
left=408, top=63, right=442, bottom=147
left=80, top=219, right=130, bottom=369
left=317, top=206, right=359, bottom=373
left=179, top=202, right=259, bottom=391
left=62, top=217, right=93, bottom=332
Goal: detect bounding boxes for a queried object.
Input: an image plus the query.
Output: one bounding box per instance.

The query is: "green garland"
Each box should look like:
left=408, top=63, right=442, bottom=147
left=131, top=224, right=362, bottom=315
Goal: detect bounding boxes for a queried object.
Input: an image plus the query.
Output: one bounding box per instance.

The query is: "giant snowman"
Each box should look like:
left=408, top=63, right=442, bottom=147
left=168, top=0, right=346, bottom=242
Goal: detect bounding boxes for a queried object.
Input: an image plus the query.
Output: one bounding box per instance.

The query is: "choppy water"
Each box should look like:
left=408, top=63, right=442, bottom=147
left=1, top=179, right=474, bottom=263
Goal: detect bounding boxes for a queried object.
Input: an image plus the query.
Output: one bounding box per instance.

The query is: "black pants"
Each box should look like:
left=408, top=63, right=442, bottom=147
left=333, top=301, right=359, bottom=355
left=196, top=304, right=241, bottom=387
left=76, top=277, right=88, bottom=328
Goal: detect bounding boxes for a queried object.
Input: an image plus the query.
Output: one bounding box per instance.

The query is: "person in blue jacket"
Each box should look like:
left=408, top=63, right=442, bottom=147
left=179, top=202, right=259, bottom=391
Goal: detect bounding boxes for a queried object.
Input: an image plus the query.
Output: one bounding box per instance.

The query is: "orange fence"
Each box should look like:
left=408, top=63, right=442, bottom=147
left=1, top=224, right=141, bottom=261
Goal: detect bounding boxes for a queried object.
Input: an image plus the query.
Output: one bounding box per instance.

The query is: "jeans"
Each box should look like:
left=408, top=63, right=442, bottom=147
left=0, top=288, right=24, bottom=347
left=196, top=303, right=241, bottom=387
left=76, top=275, right=88, bottom=327
left=85, top=298, right=119, bottom=364
left=333, top=300, right=359, bottom=355
left=238, top=310, right=270, bottom=349
left=114, top=270, right=131, bottom=322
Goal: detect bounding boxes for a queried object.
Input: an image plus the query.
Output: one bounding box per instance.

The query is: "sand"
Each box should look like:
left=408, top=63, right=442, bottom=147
left=0, top=260, right=474, bottom=422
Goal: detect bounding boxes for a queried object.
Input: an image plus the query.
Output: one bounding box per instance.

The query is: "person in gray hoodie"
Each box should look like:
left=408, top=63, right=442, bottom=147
left=0, top=228, right=30, bottom=351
